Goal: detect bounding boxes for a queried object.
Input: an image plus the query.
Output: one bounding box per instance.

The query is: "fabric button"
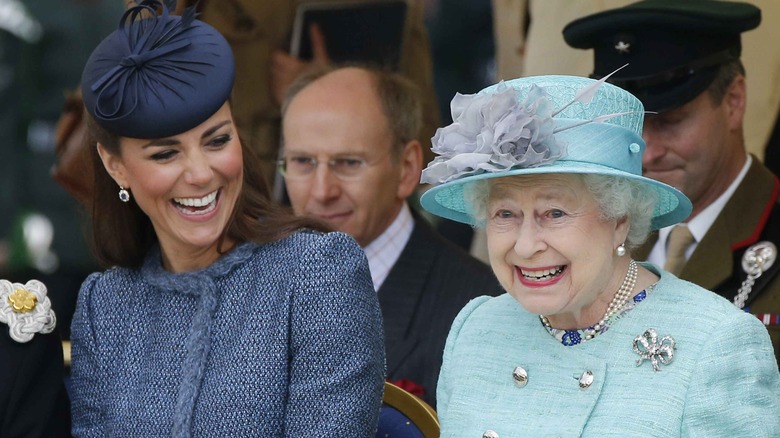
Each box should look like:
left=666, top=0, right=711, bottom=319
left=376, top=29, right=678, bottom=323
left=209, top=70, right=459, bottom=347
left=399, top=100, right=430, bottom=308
left=483, top=430, right=499, bottom=438
left=579, top=370, right=594, bottom=390
left=512, top=366, right=528, bottom=387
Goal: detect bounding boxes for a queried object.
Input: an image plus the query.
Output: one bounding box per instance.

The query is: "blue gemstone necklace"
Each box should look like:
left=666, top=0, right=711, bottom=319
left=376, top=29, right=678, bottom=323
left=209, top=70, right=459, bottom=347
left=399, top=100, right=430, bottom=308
left=540, top=260, right=641, bottom=346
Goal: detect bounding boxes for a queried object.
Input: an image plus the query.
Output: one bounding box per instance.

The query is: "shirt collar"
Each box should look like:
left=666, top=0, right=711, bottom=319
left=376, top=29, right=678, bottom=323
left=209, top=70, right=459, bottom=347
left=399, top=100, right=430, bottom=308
left=658, top=154, right=751, bottom=244
left=649, top=154, right=751, bottom=268
left=363, top=203, right=415, bottom=291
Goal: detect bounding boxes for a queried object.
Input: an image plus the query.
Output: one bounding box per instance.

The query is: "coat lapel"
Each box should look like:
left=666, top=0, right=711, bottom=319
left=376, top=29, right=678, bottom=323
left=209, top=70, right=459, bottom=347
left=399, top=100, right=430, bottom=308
left=637, top=158, right=779, bottom=290
left=684, top=159, right=778, bottom=289
left=377, top=219, right=438, bottom=375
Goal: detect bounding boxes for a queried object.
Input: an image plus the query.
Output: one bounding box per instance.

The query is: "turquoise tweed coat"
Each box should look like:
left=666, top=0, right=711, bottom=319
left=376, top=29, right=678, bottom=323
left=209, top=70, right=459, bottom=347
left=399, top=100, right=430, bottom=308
left=70, top=231, right=385, bottom=437
left=437, top=264, right=780, bottom=437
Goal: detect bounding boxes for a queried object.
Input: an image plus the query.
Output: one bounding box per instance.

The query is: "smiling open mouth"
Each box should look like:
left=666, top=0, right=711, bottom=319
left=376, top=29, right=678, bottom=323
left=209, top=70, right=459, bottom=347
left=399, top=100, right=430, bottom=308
left=520, top=266, right=566, bottom=281
left=172, top=190, right=219, bottom=216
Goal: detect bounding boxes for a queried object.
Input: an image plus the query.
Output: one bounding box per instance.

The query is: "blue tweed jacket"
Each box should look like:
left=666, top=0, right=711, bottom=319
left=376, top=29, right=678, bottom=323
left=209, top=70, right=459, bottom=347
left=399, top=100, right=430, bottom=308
left=437, top=264, right=780, bottom=437
left=70, top=231, right=385, bottom=437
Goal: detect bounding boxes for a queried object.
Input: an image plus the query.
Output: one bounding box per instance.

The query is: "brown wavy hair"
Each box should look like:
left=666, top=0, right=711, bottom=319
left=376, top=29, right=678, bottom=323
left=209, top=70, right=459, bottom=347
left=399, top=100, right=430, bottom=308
left=85, top=110, right=328, bottom=268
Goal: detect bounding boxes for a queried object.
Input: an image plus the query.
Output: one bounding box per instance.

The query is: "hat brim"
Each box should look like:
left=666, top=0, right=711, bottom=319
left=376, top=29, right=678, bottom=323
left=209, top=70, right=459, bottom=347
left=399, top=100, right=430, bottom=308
left=420, top=161, right=692, bottom=230
left=563, top=2, right=761, bottom=47
left=610, top=64, right=720, bottom=113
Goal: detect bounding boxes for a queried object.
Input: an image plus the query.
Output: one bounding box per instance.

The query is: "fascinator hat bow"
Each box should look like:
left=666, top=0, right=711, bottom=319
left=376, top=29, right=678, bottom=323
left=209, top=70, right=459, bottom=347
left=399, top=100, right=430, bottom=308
left=81, top=0, right=235, bottom=139
left=420, top=67, right=692, bottom=229
left=90, top=1, right=197, bottom=119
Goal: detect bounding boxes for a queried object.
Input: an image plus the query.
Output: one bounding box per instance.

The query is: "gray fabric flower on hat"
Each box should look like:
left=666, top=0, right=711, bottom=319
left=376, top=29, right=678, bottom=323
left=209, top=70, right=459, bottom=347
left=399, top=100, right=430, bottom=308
left=421, top=82, right=566, bottom=184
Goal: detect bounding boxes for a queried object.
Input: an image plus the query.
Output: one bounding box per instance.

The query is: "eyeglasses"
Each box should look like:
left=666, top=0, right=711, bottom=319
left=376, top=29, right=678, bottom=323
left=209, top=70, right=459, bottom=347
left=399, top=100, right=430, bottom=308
left=277, top=154, right=385, bottom=181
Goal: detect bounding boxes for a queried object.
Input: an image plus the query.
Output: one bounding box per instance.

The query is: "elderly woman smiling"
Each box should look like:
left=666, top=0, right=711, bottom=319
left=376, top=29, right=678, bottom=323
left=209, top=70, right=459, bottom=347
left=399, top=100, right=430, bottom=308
left=420, top=75, right=780, bottom=437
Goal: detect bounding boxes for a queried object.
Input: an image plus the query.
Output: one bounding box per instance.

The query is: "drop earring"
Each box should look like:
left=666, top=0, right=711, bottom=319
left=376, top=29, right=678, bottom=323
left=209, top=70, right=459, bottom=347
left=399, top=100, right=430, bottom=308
left=119, top=186, right=131, bottom=203
left=615, top=243, right=627, bottom=257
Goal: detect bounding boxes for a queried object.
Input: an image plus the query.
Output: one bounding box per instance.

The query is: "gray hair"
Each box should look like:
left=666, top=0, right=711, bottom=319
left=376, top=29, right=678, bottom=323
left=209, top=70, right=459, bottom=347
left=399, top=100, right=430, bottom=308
left=464, top=174, right=657, bottom=249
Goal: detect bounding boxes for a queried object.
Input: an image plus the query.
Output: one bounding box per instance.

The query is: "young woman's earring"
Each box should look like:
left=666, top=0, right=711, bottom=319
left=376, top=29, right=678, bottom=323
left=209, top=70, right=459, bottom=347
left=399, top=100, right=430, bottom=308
left=119, top=186, right=131, bottom=203
left=615, top=243, right=627, bottom=257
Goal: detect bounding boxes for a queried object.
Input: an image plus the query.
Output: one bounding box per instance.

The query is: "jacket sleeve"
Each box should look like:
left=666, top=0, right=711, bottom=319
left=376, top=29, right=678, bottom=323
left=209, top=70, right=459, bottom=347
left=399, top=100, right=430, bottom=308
left=284, top=232, right=385, bottom=437
left=69, top=273, right=107, bottom=438
left=436, top=296, right=492, bottom=424
left=682, top=310, right=780, bottom=436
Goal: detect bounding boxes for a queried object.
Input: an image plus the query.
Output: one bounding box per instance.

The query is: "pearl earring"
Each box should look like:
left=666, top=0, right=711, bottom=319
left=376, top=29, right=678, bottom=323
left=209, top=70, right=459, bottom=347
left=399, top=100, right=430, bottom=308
left=615, top=243, right=627, bottom=257
left=119, top=186, right=131, bottom=203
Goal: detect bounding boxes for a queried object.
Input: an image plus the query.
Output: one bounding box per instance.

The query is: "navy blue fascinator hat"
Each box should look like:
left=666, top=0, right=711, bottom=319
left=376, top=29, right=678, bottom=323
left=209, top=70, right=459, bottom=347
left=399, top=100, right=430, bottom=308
left=81, top=0, right=235, bottom=139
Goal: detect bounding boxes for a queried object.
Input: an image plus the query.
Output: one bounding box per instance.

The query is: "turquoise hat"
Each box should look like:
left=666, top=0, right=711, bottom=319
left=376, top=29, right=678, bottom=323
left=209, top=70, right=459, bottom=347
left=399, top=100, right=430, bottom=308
left=420, top=74, right=692, bottom=230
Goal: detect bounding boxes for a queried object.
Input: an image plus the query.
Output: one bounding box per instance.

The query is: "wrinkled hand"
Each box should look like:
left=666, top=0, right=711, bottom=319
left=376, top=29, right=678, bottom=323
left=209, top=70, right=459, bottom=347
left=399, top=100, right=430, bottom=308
left=271, top=23, right=330, bottom=105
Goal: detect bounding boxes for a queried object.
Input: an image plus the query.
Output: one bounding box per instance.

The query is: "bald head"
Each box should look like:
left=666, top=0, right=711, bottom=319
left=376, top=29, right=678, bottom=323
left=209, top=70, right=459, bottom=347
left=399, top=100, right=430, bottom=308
left=285, top=67, right=392, bottom=149
left=282, top=66, right=422, bottom=151
left=280, top=66, right=423, bottom=247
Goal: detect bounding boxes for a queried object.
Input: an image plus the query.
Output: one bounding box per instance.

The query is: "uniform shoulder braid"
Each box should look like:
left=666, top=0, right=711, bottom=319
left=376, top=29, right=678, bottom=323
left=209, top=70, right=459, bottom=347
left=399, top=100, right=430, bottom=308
left=731, top=201, right=780, bottom=310
left=0, top=279, right=57, bottom=343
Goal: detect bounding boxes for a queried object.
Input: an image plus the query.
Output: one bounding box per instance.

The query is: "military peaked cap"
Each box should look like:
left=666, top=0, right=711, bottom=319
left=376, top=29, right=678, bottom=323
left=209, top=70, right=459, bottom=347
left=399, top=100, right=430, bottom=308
left=563, top=0, right=760, bottom=112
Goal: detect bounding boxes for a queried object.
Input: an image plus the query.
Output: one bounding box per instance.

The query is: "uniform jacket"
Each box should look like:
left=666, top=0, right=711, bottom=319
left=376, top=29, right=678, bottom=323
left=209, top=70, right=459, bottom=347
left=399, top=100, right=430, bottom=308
left=193, top=0, right=440, bottom=176
left=0, top=329, right=70, bottom=437
left=635, top=157, right=780, bottom=363
left=70, top=231, right=385, bottom=437
left=378, top=218, right=501, bottom=408
left=437, top=264, right=780, bottom=437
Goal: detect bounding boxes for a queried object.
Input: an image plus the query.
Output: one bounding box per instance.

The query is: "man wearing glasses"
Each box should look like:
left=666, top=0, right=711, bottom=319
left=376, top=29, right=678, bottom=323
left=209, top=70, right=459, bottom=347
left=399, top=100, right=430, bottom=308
left=280, top=66, right=499, bottom=407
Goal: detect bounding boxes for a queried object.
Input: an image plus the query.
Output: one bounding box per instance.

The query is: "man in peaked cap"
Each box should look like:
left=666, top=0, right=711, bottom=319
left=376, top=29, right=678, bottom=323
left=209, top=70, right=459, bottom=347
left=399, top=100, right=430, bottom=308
left=564, top=0, right=780, bottom=363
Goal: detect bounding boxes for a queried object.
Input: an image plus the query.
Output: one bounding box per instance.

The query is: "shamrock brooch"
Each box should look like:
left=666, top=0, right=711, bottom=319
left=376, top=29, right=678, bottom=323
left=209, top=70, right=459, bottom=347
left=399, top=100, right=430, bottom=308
left=633, top=328, right=675, bottom=372
left=0, top=279, right=56, bottom=343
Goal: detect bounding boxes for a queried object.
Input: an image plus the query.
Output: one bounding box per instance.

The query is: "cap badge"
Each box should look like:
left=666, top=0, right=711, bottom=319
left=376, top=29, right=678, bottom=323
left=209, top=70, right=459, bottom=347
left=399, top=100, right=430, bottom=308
left=614, top=41, right=631, bottom=54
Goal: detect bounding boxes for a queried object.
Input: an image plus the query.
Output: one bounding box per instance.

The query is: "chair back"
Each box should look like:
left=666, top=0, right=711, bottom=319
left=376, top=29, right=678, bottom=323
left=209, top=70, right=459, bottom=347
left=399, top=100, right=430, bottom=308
left=376, top=381, right=440, bottom=438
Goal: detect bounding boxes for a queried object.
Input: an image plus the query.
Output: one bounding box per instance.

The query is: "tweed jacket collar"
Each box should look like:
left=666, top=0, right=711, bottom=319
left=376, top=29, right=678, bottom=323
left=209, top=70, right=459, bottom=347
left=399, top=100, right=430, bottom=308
left=141, top=241, right=255, bottom=295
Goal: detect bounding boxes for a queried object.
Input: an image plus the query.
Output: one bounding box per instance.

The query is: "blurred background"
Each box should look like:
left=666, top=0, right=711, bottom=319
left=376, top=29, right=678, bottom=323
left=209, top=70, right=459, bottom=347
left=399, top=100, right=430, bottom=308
left=0, top=0, right=123, bottom=339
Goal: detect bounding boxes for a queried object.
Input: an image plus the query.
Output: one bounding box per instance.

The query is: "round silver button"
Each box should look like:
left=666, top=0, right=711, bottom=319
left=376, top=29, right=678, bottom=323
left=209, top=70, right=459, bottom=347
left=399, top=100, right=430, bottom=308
left=483, top=430, right=499, bottom=438
left=512, top=366, right=528, bottom=388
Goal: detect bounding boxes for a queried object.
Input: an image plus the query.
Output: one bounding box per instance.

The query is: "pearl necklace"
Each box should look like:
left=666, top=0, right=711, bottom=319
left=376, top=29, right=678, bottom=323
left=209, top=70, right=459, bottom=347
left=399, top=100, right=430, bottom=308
left=540, top=259, right=638, bottom=342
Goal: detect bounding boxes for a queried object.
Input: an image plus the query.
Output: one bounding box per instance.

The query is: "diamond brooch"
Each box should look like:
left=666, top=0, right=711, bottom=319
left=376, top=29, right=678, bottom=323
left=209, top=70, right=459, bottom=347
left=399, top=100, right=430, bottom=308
left=633, top=328, right=675, bottom=372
